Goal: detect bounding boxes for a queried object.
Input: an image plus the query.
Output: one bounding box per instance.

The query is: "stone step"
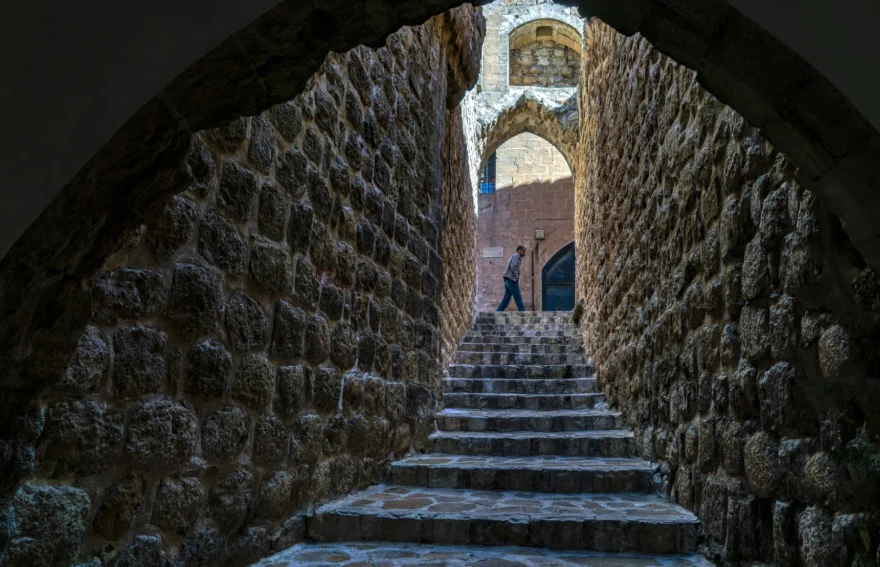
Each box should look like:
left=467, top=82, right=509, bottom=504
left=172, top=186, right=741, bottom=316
left=442, top=392, right=605, bottom=410
left=447, top=363, right=593, bottom=378
left=472, top=323, right=576, bottom=332
left=458, top=342, right=584, bottom=354
left=254, top=542, right=714, bottom=566
left=476, top=311, right=574, bottom=322
left=443, top=377, right=598, bottom=395
left=463, top=335, right=583, bottom=345
left=454, top=351, right=587, bottom=365
left=427, top=430, right=635, bottom=457
left=464, top=329, right=578, bottom=339
left=437, top=407, right=620, bottom=431
left=307, top=485, right=699, bottom=554
left=389, top=454, right=656, bottom=493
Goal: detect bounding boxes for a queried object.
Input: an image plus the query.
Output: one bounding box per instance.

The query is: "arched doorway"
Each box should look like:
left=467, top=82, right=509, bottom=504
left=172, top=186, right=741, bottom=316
left=541, top=241, right=575, bottom=311
left=508, top=19, right=582, bottom=87
left=474, top=132, right=576, bottom=311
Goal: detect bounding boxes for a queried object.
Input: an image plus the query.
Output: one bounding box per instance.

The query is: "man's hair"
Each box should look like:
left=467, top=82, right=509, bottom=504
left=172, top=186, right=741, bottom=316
left=516, top=245, right=526, bottom=252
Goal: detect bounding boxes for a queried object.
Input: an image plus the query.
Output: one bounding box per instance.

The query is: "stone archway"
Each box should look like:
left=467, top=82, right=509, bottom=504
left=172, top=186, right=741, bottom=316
left=478, top=1, right=584, bottom=92
left=471, top=121, right=576, bottom=311
left=2, top=0, right=880, bottom=542
left=477, top=91, right=579, bottom=171
left=3, top=0, right=878, bottom=385
left=508, top=18, right=582, bottom=87
left=463, top=88, right=579, bottom=199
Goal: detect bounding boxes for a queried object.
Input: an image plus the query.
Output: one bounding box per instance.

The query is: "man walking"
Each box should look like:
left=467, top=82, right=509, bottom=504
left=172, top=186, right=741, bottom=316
left=497, top=245, right=526, bottom=312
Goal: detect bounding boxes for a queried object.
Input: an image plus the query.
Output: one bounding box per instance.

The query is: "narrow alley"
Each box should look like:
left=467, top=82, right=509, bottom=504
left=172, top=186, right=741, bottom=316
left=1, top=1, right=879, bottom=566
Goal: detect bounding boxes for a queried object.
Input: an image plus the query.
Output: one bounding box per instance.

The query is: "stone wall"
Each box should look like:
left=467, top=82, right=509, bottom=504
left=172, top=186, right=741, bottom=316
left=478, top=0, right=582, bottom=92
left=477, top=133, right=574, bottom=311
left=507, top=14, right=581, bottom=88
left=5, top=8, right=483, bottom=567
left=576, top=20, right=880, bottom=566
left=494, top=131, right=572, bottom=187
left=441, top=108, right=478, bottom=371
left=509, top=39, right=579, bottom=87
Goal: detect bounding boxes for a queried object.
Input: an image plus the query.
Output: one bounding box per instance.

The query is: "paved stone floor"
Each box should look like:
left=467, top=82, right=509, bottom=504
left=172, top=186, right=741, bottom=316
left=253, top=542, right=715, bottom=566
left=253, top=312, right=709, bottom=565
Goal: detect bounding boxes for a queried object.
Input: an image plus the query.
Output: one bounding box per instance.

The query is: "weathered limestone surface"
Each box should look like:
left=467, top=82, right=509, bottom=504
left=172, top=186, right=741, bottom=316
left=2, top=9, right=483, bottom=567
left=478, top=0, right=583, bottom=92
left=509, top=17, right=582, bottom=87
left=576, top=20, right=880, bottom=565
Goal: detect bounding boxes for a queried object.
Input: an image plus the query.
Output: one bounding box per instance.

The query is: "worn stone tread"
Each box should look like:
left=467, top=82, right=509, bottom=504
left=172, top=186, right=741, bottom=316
left=443, top=392, right=605, bottom=410
left=458, top=342, right=584, bottom=353
left=463, top=336, right=585, bottom=345
left=447, top=363, right=594, bottom=378
left=454, top=351, right=588, bottom=365
left=437, top=407, right=622, bottom=432
left=438, top=408, right=620, bottom=418
left=428, top=429, right=636, bottom=457
left=308, top=484, right=699, bottom=553
left=253, top=542, right=713, bottom=566
left=392, top=454, right=654, bottom=475
left=443, top=377, right=598, bottom=395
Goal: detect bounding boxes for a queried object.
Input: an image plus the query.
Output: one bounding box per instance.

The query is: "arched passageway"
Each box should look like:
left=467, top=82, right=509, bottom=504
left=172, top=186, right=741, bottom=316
left=3, top=0, right=879, bottom=392
left=475, top=131, right=575, bottom=312
left=2, top=0, right=880, bottom=564
left=508, top=18, right=582, bottom=87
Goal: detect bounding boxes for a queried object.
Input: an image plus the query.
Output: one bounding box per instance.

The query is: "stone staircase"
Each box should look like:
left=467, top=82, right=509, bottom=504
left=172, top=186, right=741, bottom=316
left=254, top=312, right=710, bottom=566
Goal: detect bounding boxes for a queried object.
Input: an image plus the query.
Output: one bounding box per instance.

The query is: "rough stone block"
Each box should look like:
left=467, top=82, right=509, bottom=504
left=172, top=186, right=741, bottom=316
left=111, top=325, right=166, bottom=399
left=293, top=414, right=324, bottom=463
left=224, top=291, right=269, bottom=352
left=253, top=416, right=289, bottom=465
left=305, top=314, right=330, bottom=363
left=126, top=398, right=198, bottom=472
left=168, top=264, right=224, bottom=339
left=185, top=340, right=233, bottom=398
left=271, top=300, right=306, bottom=358
left=744, top=431, right=782, bottom=498
left=202, top=406, right=250, bottom=462
left=152, top=476, right=205, bottom=534
left=258, top=182, right=289, bottom=241
left=314, top=366, right=342, bottom=412
left=147, top=195, right=198, bottom=260
left=40, top=400, right=123, bottom=476
left=757, top=362, right=796, bottom=433
left=275, top=365, right=309, bottom=419
left=7, top=484, right=90, bottom=567
left=93, top=474, right=144, bottom=540
left=209, top=469, right=253, bottom=531
left=218, top=160, right=258, bottom=221
left=92, top=267, right=168, bottom=324
left=198, top=209, right=247, bottom=274
left=294, top=256, right=319, bottom=310
left=231, top=354, right=274, bottom=411
left=249, top=242, right=293, bottom=294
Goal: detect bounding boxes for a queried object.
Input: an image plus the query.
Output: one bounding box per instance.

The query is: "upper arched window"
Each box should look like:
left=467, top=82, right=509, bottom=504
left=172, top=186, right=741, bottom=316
left=508, top=19, right=581, bottom=87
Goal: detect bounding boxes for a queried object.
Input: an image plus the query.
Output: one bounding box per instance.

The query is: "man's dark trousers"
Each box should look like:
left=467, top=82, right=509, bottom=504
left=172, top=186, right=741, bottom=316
left=497, top=278, right=525, bottom=312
